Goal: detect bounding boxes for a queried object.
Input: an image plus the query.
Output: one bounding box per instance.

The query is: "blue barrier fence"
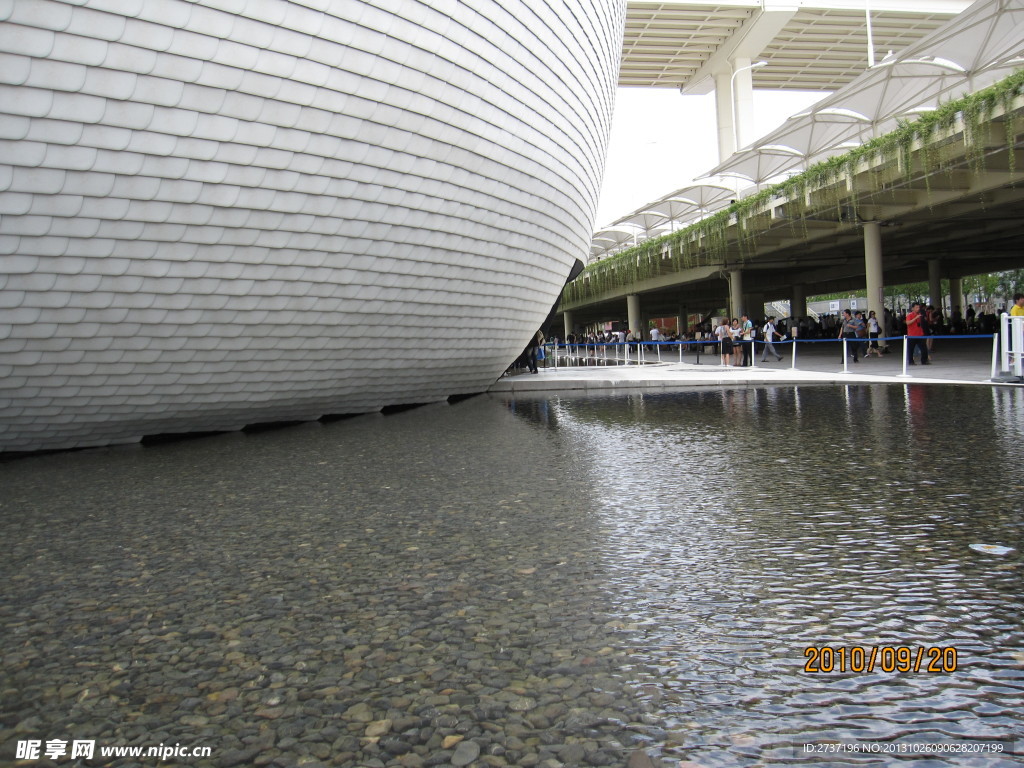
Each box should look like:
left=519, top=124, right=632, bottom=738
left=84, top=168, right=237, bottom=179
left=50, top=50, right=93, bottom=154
left=543, top=333, right=1000, bottom=376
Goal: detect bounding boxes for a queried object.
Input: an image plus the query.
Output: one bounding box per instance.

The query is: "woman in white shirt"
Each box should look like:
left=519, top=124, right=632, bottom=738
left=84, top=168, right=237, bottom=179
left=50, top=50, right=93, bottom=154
left=865, top=310, right=882, bottom=357
left=730, top=319, right=743, bottom=366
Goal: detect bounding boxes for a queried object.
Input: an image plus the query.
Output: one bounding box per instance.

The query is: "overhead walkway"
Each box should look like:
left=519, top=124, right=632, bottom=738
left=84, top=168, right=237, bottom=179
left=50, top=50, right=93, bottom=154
left=560, top=71, right=1024, bottom=336
left=603, top=0, right=992, bottom=259
left=575, top=1, right=1024, bottom=339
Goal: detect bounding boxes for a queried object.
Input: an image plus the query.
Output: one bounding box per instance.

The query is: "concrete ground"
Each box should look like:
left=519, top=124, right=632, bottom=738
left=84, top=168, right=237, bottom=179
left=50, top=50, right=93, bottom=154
left=490, top=336, right=1024, bottom=394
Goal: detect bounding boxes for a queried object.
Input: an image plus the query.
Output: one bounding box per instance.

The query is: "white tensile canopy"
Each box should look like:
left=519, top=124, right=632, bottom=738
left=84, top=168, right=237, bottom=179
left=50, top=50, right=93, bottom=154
left=706, top=0, right=1024, bottom=186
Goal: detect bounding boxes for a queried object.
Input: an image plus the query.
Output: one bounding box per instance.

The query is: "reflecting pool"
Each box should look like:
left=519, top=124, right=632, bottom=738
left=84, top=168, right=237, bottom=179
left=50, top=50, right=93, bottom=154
left=506, top=384, right=1024, bottom=765
left=1, top=384, right=1021, bottom=767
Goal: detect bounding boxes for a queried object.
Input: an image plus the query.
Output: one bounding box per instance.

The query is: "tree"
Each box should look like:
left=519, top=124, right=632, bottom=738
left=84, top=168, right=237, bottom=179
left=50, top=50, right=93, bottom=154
left=962, top=269, right=1023, bottom=304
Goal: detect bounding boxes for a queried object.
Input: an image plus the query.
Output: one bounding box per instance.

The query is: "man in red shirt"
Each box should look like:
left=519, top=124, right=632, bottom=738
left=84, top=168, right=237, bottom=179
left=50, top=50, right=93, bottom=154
left=905, top=302, right=930, bottom=365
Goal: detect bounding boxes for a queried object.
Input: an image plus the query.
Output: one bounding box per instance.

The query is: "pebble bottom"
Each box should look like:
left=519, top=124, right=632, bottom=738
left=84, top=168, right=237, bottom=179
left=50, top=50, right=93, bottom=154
left=0, top=401, right=666, bottom=767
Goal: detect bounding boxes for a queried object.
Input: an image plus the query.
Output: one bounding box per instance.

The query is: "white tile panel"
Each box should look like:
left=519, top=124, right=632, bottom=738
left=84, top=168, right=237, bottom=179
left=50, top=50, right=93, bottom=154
left=1, top=0, right=624, bottom=452
left=77, top=122, right=128, bottom=149
left=1, top=85, right=54, bottom=118
left=49, top=32, right=106, bottom=67
left=65, top=6, right=126, bottom=43
left=40, top=144, right=96, bottom=172
left=44, top=220, right=100, bottom=242
left=167, top=27, right=219, bottom=62
left=148, top=51, right=203, bottom=83
left=0, top=24, right=55, bottom=58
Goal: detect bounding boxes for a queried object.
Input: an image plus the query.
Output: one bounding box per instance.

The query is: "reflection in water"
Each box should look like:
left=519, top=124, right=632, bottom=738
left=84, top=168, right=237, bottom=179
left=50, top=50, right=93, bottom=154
left=509, top=384, right=1024, bottom=766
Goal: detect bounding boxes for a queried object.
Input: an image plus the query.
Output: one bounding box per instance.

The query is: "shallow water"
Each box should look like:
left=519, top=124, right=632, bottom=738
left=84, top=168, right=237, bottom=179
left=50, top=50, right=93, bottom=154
left=507, top=385, right=1024, bottom=765
left=1, top=384, right=1022, bottom=767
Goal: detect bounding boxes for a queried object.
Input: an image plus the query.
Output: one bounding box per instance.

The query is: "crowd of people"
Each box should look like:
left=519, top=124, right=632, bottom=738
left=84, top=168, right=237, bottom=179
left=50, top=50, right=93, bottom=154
left=523, top=296, right=1024, bottom=373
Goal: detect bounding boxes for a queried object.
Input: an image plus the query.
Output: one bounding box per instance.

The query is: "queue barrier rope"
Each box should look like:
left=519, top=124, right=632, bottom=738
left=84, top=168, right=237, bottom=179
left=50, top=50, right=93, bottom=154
left=542, top=333, right=1000, bottom=375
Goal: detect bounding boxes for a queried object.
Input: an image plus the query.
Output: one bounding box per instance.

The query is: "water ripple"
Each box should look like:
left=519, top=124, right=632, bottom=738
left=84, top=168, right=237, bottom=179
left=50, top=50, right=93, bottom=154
left=541, top=384, right=1024, bottom=766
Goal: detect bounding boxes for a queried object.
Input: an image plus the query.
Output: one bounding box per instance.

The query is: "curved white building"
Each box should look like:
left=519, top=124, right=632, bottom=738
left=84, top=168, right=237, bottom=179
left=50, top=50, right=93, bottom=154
left=0, top=0, right=624, bottom=452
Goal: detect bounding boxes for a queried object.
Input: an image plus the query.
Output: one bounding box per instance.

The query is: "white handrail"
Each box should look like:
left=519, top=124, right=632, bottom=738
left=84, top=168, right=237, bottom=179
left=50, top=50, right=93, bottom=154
left=998, top=313, right=1024, bottom=378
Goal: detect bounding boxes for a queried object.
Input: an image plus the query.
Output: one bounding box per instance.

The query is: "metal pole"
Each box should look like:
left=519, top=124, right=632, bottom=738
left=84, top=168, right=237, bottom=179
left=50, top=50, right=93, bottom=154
left=866, top=0, right=876, bottom=68
left=899, top=335, right=911, bottom=377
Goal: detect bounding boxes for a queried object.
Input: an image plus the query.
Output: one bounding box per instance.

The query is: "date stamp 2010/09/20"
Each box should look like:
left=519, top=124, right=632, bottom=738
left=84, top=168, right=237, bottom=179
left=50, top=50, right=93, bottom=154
left=803, top=646, right=958, bottom=673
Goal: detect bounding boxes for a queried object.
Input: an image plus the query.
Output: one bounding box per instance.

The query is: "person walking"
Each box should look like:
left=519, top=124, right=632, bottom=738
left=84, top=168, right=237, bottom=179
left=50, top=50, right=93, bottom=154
left=760, top=316, right=783, bottom=361
left=864, top=310, right=882, bottom=357
left=649, top=325, right=661, bottom=352
left=853, top=311, right=868, bottom=360
left=838, top=309, right=861, bottom=363
left=905, top=302, right=930, bottom=365
left=525, top=329, right=543, bottom=373
left=740, top=314, right=754, bottom=366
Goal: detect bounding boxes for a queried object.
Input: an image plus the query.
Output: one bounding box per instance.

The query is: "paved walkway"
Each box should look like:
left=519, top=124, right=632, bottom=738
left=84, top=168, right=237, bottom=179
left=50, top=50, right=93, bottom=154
left=491, top=337, right=1024, bottom=394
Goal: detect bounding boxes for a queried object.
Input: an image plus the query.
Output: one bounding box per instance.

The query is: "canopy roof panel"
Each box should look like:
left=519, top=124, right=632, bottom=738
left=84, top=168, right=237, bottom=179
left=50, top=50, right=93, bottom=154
left=706, top=0, right=1024, bottom=182
left=621, top=0, right=972, bottom=90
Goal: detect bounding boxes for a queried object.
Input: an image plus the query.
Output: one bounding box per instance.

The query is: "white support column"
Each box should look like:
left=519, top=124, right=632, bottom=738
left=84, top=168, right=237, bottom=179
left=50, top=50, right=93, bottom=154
left=928, top=259, right=942, bottom=309
left=714, top=71, right=735, bottom=162
left=729, top=270, right=743, bottom=318
left=627, top=294, right=641, bottom=337
left=864, top=220, right=884, bottom=321
left=562, top=310, right=573, bottom=340
left=731, top=57, right=756, bottom=151
left=713, top=59, right=758, bottom=161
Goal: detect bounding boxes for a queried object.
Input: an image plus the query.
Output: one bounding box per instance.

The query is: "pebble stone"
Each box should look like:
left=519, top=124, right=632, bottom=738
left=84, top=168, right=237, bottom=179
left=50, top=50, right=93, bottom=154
left=0, top=402, right=673, bottom=767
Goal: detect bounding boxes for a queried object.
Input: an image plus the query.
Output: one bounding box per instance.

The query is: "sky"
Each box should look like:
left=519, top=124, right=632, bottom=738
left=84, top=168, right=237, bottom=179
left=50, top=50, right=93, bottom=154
left=595, top=87, right=828, bottom=229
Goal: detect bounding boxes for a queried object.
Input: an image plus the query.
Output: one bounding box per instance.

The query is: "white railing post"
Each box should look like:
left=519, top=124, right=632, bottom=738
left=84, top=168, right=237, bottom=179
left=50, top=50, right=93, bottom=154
left=841, top=337, right=849, bottom=373
left=991, top=332, right=1000, bottom=379
left=1003, top=312, right=1024, bottom=378
left=1000, top=313, right=1009, bottom=372
left=900, top=335, right=910, bottom=377
left=791, top=337, right=797, bottom=369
